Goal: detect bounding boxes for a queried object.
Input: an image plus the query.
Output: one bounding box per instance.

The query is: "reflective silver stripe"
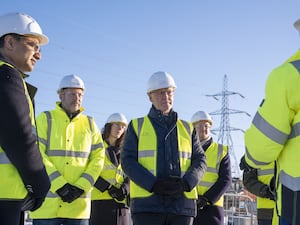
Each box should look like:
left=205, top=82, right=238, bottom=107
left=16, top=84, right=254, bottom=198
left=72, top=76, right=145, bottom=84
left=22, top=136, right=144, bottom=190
left=46, top=150, right=90, bottom=158
left=216, top=144, right=223, bottom=173
left=279, top=170, right=300, bottom=191
left=245, top=148, right=270, bottom=166
left=179, top=151, right=191, bottom=159
left=149, top=169, right=154, bottom=175
left=206, top=167, right=217, bottom=173
left=104, top=164, right=116, bottom=170
left=82, top=173, right=94, bottom=185
left=49, top=171, right=61, bottom=182
left=87, top=116, right=94, bottom=133
left=0, top=152, right=11, bottom=164
left=136, top=117, right=144, bottom=139
left=38, top=137, right=47, bottom=146
left=181, top=120, right=191, bottom=135
left=252, top=112, right=288, bottom=145
left=198, top=181, right=214, bottom=187
left=91, top=142, right=104, bottom=151
left=257, top=168, right=274, bottom=176
left=138, top=150, right=155, bottom=158
left=288, top=122, right=300, bottom=139
left=44, top=111, right=52, bottom=151
left=181, top=171, right=186, bottom=177
left=32, top=125, right=37, bottom=136
left=290, top=60, right=300, bottom=73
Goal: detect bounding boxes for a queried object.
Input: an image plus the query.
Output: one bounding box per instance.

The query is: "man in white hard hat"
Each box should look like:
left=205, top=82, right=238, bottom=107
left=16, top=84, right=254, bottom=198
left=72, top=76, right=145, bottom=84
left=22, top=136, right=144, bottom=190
left=243, top=19, right=300, bottom=225
left=30, top=75, right=105, bottom=225
left=121, top=71, right=207, bottom=225
left=0, top=12, right=50, bottom=224
left=191, top=111, right=231, bottom=225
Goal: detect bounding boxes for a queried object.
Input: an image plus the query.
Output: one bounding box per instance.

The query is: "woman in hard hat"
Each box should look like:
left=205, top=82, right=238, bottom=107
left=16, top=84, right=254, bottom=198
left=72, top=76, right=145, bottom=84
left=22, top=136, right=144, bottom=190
left=90, top=113, right=131, bottom=225
left=191, top=111, right=232, bottom=225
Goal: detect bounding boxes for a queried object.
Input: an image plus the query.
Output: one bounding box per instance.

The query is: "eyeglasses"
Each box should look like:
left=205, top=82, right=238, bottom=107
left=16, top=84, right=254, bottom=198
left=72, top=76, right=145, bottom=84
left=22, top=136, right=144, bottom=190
left=150, top=89, right=174, bottom=97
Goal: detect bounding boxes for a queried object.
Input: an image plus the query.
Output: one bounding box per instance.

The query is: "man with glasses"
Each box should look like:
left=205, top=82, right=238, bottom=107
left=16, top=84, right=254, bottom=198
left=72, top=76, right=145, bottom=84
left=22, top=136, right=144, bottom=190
left=121, top=71, right=207, bottom=225
left=0, top=12, right=50, bottom=225
left=30, top=75, right=105, bottom=225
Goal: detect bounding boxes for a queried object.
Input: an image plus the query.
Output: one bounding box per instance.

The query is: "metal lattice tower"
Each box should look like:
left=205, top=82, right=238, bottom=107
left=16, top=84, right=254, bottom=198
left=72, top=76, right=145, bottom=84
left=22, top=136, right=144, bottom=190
left=206, top=74, right=250, bottom=178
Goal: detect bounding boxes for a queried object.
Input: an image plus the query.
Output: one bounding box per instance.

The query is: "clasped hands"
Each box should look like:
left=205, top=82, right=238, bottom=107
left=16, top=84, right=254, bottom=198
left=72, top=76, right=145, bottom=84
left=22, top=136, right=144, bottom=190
left=152, top=176, right=189, bottom=198
left=56, top=183, right=84, bottom=203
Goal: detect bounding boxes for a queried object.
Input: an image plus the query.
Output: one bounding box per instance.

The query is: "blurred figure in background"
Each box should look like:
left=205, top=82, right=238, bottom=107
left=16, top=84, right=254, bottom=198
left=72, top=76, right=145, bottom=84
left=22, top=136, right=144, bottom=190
left=90, top=113, right=130, bottom=225
left=240, top=157, right=277, bottom=225
left=244, top=18, right=300, bottom=225
left=191, top=111, right=231, bottom=225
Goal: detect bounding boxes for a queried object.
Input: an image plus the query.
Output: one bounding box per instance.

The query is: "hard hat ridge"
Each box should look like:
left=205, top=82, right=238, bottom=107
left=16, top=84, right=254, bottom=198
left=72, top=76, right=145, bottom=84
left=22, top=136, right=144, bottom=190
left=106, top=113, right=128, bottom=126
left=57, top=74, right=85, bottom=93
left=191, top=111, right=213, bottom=125
left=147, top=71, right=177, bottom=93
left=0, top=12, right=48, bottom=45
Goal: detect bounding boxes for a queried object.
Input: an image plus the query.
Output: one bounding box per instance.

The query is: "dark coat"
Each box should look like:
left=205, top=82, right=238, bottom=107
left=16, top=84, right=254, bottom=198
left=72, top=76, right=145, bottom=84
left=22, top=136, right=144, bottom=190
left=121, top=106, right=207, bottom=217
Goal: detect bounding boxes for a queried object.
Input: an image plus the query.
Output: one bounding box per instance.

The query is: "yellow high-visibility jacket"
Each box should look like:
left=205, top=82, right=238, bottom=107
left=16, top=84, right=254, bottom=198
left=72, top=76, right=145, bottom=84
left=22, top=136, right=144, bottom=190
left=245, top=49, right=300, bottom=223
left=130, top=116, right=198, bottom=199
left=0, top=60, right=49, bottom=200
left=91, top=141, right=126, bottom=204
left=197, top=142, right=228, bottom=207
left=30, top=102, right=105, bottom=219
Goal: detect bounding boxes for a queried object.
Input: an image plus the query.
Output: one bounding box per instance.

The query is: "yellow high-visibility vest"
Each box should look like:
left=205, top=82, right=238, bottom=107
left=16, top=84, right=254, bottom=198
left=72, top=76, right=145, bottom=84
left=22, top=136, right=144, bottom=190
left=197, top=142, right=228, bottom=207
left=130, top=116, right=197, bottom=199
left=0, top=61, right=35, bottom=199
left=91, top=141, right=126, bottom=203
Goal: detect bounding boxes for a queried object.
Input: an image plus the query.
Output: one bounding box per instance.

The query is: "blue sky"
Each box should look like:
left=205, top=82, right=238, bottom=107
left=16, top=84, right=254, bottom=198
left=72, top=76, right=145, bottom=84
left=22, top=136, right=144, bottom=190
left=2, top=1, right=300, bottom=175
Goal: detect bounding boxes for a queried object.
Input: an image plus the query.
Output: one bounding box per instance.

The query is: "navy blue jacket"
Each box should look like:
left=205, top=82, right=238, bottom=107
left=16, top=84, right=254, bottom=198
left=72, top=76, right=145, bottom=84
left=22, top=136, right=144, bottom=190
left=121, top=106, right=207, bottom=217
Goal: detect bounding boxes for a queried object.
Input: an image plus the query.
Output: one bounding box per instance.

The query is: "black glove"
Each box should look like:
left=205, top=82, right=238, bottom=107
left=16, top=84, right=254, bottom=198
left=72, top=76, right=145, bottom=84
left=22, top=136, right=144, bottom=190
left=239, top=155, right=254, bottom=172
left=260, top=185, right=275, bottom=201
left=152, top=176, right=189, bottom=197
left=21, top=194, right=45, bottom=212
left=197, top=195, right=209, bottom=210
left=21, top=185, right=47, bottom=212
left=94, top=177, right=111, bottom=192
left=56, top=183, right=84, bottom=203
left=108, top=185, right=127, bottom=201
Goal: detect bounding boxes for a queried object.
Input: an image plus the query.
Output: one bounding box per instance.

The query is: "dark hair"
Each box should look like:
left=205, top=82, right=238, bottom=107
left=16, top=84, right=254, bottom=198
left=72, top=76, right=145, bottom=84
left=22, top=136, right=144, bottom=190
left=0, top=33, right=21, bottom=48
left=102, top=123, right=125, bottom=148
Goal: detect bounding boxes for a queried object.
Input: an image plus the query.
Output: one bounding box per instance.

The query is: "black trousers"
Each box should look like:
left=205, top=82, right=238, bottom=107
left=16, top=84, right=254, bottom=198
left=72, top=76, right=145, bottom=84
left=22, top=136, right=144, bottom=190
left=0, top=200, right=23, bottom=225
left=193, top=205, right=224, bottom=225
left=132, top=212, right=193, bottom=225
left=90, top=199, right=130, bottom=225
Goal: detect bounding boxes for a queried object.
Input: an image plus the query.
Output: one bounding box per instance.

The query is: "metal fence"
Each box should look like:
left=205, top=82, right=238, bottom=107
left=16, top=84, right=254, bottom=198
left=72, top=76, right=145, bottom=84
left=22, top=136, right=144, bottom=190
left=223, top=193, right=257, bottom=225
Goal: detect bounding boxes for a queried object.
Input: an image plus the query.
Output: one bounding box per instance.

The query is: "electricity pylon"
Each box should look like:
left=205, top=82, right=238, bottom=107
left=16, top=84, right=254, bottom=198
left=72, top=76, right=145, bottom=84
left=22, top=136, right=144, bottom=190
left=206, top=74, right=250, bottom=178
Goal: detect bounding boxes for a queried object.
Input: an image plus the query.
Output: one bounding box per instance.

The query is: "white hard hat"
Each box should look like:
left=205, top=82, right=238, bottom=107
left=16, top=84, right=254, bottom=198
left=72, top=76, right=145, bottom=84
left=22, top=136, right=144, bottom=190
left=147, top=71, right=177, bottom=93
left=0, top=12, right=48, bottom=45
left=191, top=111, right=213, bottom=125
left=106, top=113, right=128, bottom=126
left=294, top=18, right=300, bottom=31
left=57, top=74, right=85, bottom=93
